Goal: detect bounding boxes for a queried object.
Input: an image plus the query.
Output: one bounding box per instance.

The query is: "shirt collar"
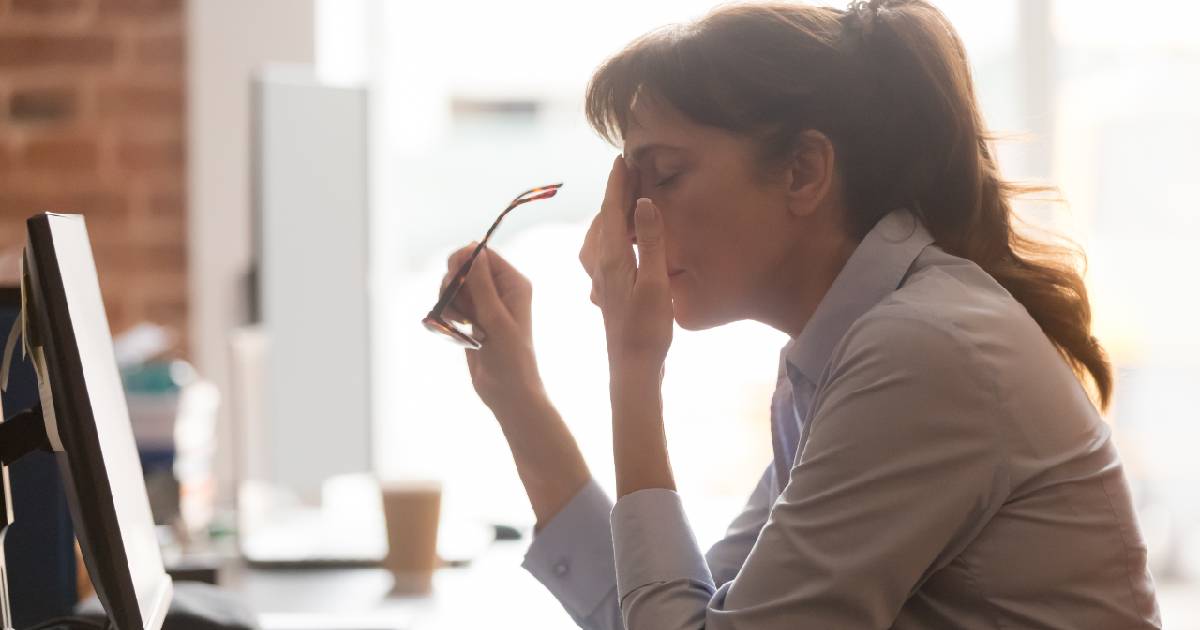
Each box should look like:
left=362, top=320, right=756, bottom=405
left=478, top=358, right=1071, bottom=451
left=782, top=208, right=935, bottom=384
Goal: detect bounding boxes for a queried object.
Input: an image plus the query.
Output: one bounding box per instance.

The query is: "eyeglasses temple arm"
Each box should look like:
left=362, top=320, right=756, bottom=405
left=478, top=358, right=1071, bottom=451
left=427, top=200, right=520, bottom=316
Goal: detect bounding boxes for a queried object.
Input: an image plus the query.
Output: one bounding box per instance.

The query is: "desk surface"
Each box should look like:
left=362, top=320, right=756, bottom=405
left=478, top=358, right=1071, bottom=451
left=220, top=541, right=575, bottom=630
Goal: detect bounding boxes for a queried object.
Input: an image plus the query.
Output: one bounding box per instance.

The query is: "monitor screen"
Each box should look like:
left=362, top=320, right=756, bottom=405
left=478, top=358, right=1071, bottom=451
left=24, top=213, right=172, bottom=630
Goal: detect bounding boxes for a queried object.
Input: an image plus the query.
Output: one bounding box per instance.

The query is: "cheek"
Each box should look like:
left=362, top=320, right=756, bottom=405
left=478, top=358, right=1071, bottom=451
left=658, top=188, right=750, bottom=260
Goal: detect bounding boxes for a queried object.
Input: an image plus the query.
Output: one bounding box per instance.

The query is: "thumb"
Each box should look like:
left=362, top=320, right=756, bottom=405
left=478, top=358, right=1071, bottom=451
left=634, top=198, right=667, bottom=282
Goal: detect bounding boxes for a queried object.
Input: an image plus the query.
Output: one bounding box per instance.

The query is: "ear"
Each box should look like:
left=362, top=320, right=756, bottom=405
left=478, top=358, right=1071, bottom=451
left=783, top=129, right=837, bottom=218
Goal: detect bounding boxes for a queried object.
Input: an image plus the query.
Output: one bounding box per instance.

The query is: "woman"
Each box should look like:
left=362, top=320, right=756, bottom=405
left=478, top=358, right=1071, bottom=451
left=437, top=1, right=1161, bottom=628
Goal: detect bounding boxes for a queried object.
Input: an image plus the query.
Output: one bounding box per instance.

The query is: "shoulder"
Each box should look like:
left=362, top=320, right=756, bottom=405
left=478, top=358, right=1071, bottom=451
left=829, top=247, right=1044, bottom=390
left=806, top=307, right=1011, bottom=490
left=829, top=306, right=988, bottom=390
left=811, top=299, right=1008, bottom=447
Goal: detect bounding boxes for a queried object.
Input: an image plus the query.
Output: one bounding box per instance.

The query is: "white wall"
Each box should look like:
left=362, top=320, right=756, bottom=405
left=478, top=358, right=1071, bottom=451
left=187, top=0, right=315, bottom=506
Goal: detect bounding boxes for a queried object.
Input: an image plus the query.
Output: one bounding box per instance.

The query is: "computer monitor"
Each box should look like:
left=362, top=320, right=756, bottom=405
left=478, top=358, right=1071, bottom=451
left=14, top=213, right=173, bottom=630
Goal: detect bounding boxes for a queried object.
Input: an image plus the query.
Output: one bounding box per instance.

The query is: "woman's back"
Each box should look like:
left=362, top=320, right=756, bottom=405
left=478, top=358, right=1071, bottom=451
left=871, top=246, right=1160, bottom=628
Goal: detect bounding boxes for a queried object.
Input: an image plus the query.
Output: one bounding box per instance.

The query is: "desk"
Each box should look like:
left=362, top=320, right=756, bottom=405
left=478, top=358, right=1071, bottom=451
left=221, top=540, right=575, bottom=629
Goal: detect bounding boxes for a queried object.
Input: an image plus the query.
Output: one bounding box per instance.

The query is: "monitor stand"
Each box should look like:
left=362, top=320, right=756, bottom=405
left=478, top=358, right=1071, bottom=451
left=0, top=405, right=52, bottom=630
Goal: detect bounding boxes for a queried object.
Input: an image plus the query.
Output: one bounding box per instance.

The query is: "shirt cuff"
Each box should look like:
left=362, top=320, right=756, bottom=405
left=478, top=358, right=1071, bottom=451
left=522, top=478, right=617, bottom=620
left=611, top=488, right=712, bottom=599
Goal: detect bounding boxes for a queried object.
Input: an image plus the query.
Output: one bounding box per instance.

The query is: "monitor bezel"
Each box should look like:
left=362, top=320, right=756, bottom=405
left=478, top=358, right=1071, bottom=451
left=24, top=213, right=172, bottom=630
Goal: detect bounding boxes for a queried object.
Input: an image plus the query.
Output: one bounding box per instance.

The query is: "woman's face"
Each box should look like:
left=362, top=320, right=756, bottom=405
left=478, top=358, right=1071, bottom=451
left=622, top=96, right=802, bottom=331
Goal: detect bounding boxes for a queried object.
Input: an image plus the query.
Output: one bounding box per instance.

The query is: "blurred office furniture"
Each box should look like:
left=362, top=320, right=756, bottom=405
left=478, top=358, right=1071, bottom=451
left=224, top=539, right=571, bottom=629
left=0, top=287, right=77, bottom=625
left=250, top=66, right=372, bottom=503
left=108, top=321, right=222, bottom=540
left=234, top=67, right=378, bottom=566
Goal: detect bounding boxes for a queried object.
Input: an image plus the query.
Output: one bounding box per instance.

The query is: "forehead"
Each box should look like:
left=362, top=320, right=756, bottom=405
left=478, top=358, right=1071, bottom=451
left=621, top=91, right=748, bottom=169
left=622, top=93, right=707, bottom=163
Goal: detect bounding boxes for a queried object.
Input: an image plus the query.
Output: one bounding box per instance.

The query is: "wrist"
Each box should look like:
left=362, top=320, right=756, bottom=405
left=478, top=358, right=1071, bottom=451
left=492, top=400, right=591, bottom=529
left=609, top=360, right=664, bottom=395
left=487, top=384, right=553, bottom=427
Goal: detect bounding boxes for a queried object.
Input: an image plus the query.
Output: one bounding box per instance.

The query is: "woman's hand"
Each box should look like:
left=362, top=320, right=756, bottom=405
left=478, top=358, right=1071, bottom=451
left=439, top=245, right=546, bottom=418
left=581, top=156, right=677, bottom=497
left=437, top=244, right=592, bottom=527
left=580, top=156, right=674, bottom=375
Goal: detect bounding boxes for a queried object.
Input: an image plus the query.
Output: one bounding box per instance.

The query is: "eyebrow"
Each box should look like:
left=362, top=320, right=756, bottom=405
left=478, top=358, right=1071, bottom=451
left=624, top=143, right=686, bottom=168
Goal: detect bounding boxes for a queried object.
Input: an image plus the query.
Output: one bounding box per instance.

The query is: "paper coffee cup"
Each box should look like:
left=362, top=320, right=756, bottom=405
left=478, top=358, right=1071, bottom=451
left=380, top=480, right=442, bottom=594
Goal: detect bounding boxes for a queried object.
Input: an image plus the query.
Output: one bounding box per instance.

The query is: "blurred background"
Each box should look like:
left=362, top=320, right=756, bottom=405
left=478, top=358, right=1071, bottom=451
left=0, top=0, right=1197, bottom=627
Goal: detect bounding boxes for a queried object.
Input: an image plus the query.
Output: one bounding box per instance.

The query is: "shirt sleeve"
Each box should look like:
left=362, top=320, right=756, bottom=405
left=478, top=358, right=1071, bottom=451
left=523, top=464, right=776, bottom=630
left=610, top=313, right=1011, bottom=629
left=522, top=478, right=623, bottom=630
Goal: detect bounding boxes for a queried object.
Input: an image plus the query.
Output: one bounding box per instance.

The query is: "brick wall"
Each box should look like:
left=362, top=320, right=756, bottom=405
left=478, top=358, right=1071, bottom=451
left=0, top=0, right=187, bottom=353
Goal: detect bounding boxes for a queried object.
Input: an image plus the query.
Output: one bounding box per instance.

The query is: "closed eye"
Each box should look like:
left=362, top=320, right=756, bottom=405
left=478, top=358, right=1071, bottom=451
left=655, top=172, right=682, bottom=189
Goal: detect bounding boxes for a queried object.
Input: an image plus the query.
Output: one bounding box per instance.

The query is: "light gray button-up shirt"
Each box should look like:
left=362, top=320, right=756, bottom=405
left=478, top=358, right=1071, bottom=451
left=523, top=209, right=1161, bottom=629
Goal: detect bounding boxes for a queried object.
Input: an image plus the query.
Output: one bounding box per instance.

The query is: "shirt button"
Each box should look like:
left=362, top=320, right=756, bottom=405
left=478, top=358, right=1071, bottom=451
left=553, top=560, right=569, bottom=576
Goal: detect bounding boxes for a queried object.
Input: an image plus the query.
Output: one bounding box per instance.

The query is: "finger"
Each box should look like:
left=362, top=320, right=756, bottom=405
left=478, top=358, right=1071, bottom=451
left=599, top=156, right=635, bottom=270
left=633, top=198, right=668, bottom=284
left=441, top=258, right=476, bottom=316
left=481, top=246, right=519, bottom=278
left=442, top=242, right=478, bottom=299
left=443, top=305, right=469, bottom=325
left=447, top=243, right=476, bottom=272
left=481, top=247, right=532, bottom=325
left=579, top=213, right=602, bottom=277
left=463, top=248, right=508, bottom=330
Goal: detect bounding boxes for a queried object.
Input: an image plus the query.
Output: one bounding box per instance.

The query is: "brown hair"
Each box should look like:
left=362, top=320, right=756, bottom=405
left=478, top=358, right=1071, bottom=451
left=585, top=0, right=1113, bottom=409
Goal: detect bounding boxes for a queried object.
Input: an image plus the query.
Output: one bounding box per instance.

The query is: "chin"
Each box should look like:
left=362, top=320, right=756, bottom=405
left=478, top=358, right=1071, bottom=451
left=670, top=293, right=730, bottom=332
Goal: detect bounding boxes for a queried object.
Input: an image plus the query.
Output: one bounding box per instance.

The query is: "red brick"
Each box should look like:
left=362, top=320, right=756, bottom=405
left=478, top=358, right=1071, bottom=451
left=135, top=33, right=182, bottom=65
left=117, top=137, right=182, bottom=170
left=138, top=271, right=187, bottom=299
left=18, top=135, right=100, bottom=172
left=10, top=0, right=86, bottom=15
left=147, top=187, right=183, bottom=218
left=9, top=86, right=78, bottom=123
left=94, top=242, right=185, bottom=273
left=97, top=82, right=182, bottom=118
left=97, top=0, right=181, bottom=18
left=0, top=204, right=33, bottom=227
left=143, top=297, right=186, bottom=324
left=101, top=294, right=129, bottom=332
left=1, top=0, right=189, bottom=358
left=66, top=191, right=128, bottom=218
left=0, top=35, right=116, bottom=67
left=0, top=189, right=127, bottom=221
left=134, top=216, right=185, bottom=251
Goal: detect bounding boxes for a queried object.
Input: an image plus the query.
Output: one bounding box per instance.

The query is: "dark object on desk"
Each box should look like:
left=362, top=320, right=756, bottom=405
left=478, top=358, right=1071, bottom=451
left=492, top=523, right=523, bottom=542
left=77, top=582, right=258, bottom=630
left=0, top=288, right=77, bottom=624
left=245, top=555, right=382, bottom=570
left=166, top=557, right=222, bottom=585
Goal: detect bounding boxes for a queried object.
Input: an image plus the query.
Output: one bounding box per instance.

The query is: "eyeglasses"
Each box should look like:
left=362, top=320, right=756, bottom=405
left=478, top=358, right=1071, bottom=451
left=422, top=183, right=563, bottom=349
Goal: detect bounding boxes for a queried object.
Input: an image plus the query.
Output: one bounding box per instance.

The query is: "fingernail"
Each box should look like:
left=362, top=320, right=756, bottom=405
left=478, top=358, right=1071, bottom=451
left=635, top=198, right=657, bottom=224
